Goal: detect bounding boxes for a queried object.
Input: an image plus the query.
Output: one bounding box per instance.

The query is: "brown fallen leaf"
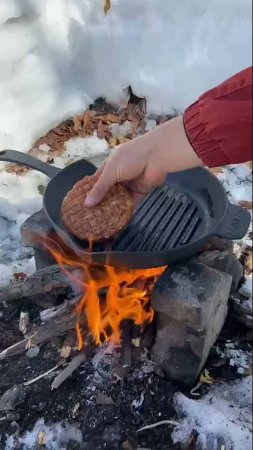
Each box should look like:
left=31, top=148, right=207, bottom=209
left=105, top=113, right=122, bottom=124
left=246, top=161, right=252, bottom=171
left=97, top=120, right=107, bottom=139
left=104, top=0, right=111, bottom=15
left=109, top=136, right=118, bottom=147
left=209, top=167, right=223, bottom=176
left=239, top=200, right=252, bottom=210
left=72, top=115, right=82, bottom=133
left=97, top=120, right=112, bottom=141
left=245, top=252, right=252, bottom=273
left=14, top=272, right=27, bottom=281
left=6, top=164, right=30, bottom=176
left=116, top=136, right=130, bottom=145
left=131, top=118, right=140, bottom=137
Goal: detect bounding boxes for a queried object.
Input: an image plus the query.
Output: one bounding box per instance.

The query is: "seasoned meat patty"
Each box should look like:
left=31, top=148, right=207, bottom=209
left=61, top=175, right=133, bottom=241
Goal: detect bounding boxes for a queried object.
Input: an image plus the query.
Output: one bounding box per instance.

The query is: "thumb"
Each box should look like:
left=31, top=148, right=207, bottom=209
left=84, top=163, right=117, bottom=207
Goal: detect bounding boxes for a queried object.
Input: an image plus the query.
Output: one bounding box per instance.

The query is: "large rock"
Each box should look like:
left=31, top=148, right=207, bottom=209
left=150, top=262, right=232, bottom=386
left=193, top=250, right=243, bottom=293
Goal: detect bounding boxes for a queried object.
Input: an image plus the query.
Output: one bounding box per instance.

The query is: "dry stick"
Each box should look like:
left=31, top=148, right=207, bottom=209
left=137, top=420, right=180, bottom=433
left=51, top=353, right=86, bottom=390
left=0, top=313, right=78, bottom=361
left=0, top=265, right=83, bottom=303
left=24, top=361, right=65, bottom=386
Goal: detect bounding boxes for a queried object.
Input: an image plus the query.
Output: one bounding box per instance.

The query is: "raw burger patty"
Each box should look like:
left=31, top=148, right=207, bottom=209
left=61, top=175, right=133, bottom=241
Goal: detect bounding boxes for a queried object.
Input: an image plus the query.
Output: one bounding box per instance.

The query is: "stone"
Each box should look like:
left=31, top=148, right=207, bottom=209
left=193, top=249, right=232, bottom=273
left=205, top=236, right=234, bottom=253
left=0, top=385, right=28, bottom=412
left=150, top=262, right=232, bottom=386
left=193, top=250, right=243, bottom=293
left=227, top=256, right=243, bottom=293
left=26, top=346, right=40, bottom=358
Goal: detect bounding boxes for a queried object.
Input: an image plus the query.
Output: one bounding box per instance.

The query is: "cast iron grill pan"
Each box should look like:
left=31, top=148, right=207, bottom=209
left=112, top=185, right=201, bottom=252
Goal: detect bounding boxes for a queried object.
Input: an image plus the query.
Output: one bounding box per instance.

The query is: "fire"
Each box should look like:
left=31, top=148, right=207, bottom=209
left=41, top=237, right=165, bottom=349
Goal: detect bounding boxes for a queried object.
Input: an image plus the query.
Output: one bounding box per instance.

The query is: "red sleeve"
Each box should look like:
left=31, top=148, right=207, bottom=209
left=183, top=67, right=252, bottom=167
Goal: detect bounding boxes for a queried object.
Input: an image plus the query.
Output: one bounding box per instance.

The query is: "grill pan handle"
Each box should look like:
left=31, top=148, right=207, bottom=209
left=214, top=203, right=251, bottom=240
left=0, top=149, right=60, bottom=179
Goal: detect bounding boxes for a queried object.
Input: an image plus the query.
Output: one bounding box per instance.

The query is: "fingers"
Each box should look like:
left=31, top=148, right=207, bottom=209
left=84, top=161, right=117, bottom=207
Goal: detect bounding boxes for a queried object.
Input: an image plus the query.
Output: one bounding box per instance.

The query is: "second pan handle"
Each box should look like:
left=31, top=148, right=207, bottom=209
left=0, top=149, right=60, bottom=179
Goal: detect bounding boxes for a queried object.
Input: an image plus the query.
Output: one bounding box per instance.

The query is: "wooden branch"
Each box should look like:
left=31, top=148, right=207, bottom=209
left=0, top=313, right=80, bottom=361
left=51, top=353, right=86, bottom=390
left=0, top=265, right=84, bottom=303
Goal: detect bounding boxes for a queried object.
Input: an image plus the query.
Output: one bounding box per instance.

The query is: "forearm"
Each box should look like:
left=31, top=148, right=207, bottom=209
left=144, top=115, right=204, bottom=172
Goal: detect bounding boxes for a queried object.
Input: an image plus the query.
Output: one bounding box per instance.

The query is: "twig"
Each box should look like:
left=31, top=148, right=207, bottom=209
left=24, top=361, right=64, bottom=386
left=51, top=353, right=86, bottom=390
left=137, top=419, right=179, bottom=433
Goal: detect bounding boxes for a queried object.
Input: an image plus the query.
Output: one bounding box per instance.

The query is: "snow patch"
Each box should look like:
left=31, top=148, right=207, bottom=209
left=4, top=418, right=83, bottom=450
left=173, top=377, right=253, bottom=450
left=64, top=135, right=109, bottom=159
left=0, top=0, right=251, bottom=151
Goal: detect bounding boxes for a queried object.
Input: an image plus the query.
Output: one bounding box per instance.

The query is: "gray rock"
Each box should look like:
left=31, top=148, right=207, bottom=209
left=193, top=250, right=243, bottom=293
left=150, top=262, right=232, bottom=386
left=26, top=346, right=40, bottom=358
left=205, top=236, right=234, bottom=253
left=227, top=256, right=243, bottom=292
left=0, top=385, right=28, bottom=412
left=193, top=249, right=232, bottom=273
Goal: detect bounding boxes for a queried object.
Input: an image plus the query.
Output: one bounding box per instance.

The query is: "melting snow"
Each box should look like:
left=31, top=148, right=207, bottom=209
left=173, top=377, right=252, bottom=450
left=4, top=418, right=83, bottom=450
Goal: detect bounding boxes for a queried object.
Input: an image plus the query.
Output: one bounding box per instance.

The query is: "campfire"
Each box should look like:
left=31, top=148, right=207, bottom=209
left=42, top=236, right=166, bottom=349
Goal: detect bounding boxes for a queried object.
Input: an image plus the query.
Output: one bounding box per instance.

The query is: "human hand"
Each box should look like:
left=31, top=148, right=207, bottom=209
left=85, top=116, right=203, bottom=207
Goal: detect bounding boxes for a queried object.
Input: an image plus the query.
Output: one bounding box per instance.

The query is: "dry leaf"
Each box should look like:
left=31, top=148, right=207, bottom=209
left=14, top=272, right=27, bottom=281
left=37, top=431, right=46, bottom=447
left=245, top=252, right=253, bottom=273
left=104, top=0, right=111, bottom=15
left=199, top=369, right=214, bottom=384
left=246, top=161, right=252, bottom=171
left=19, top=312, right=30, bottom=335
left=109, top=136, right=118, bottom=147
left=97, top=120, right=107, bottom=139
left=210, top=167, right=223, bottom=176
left=105, top=113, right=121, bottom=124
left=239, top=200, right=252, bottom=210
left=60, top=345, right=72, bottom=359
left=116, top=136, right=130, bottom=145
left=72, top=116, right=82, bottom=133
left=131, top=119, right=140, bottom=137
left=6, top=164, right=29, bottom=176
left=190, top=369, right=215, bottom=394
left=131, top=338, right=141, bottom=348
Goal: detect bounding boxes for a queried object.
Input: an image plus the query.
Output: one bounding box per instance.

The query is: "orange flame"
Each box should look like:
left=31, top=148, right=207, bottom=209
left=41, top=236, right=166, bottom=349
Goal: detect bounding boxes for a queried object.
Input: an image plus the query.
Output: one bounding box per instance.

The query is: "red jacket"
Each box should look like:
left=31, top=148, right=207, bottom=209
left=184, top=67, right=252, bottom=167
